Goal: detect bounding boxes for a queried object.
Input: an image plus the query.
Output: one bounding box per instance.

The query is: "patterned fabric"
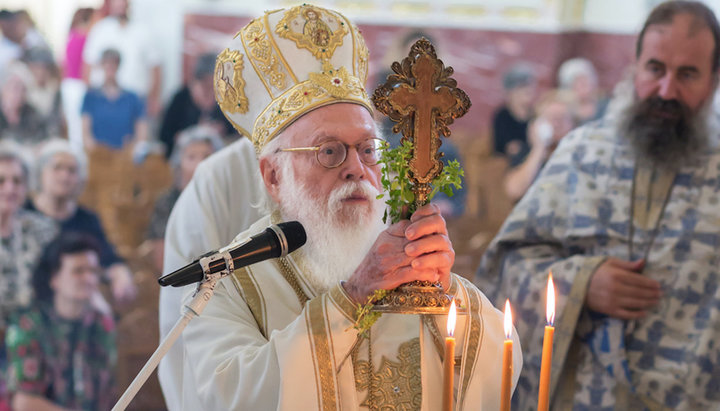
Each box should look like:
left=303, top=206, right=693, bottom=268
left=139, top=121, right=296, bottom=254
left=146, top=187, right=181, bottom=240
left=0, top=210, right=57, bottom=327
left=477, top=116, right=720, bottom=410
left=5, top=303, right=116, bottom=411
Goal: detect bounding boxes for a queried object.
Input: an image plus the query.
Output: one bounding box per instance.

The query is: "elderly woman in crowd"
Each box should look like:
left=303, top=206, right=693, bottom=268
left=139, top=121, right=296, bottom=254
left=5, top=233, right=116, bottom=411
left=0, top=63, right=48, bottom=146
left=557, top=57, right=608, bottom=125
left=26, top=139, right=136, bottom=304
left=0, top=144, right=56, bottom=409
left=146, top=125, right=223, bottom=273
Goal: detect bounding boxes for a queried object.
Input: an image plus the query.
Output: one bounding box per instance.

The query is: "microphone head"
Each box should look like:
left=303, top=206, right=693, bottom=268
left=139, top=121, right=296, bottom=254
left=276, top=221, right=306, bottom=254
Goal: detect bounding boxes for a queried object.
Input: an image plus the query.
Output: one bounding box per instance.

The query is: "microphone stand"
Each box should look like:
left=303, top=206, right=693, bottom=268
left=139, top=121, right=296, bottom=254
left=111, top=252, right=235, bottom=411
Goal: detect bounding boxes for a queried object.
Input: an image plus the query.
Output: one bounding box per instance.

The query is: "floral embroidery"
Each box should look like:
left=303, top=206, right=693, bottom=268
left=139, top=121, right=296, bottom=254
left=243, top=18, right=288, bottom=93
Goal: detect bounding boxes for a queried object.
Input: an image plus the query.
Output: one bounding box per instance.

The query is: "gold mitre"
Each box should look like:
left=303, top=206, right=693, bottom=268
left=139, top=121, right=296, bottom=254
left=214, top=4, right=372, bottom=154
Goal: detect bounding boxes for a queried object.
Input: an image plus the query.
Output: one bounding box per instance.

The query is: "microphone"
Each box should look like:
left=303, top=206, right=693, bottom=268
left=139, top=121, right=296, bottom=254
left=158, top=221, right=306, bottom=287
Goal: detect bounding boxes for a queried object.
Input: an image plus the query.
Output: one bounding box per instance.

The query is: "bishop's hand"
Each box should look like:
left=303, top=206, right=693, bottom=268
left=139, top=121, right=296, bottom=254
left=343, top=204, right=454, bottom=304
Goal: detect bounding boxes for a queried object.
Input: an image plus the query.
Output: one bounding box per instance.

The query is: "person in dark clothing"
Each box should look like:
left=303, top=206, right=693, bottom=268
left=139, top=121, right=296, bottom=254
left=491, top=63, right=537, bottom=158
left=159, top=53, right=234, bottom=158
left=26, top=139, right=137, bottom=305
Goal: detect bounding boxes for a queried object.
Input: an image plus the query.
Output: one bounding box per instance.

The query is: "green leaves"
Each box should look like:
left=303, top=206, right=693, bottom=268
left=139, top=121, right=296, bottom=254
left=353, top=289, right=389, bottom=338
left=377, top=139, right=464, bottom=224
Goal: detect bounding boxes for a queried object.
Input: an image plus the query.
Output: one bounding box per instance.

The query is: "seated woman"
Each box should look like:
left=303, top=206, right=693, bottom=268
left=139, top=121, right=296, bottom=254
left=5, top=233, right=116, bottom=411
left=146, top=125, right=223, bottom=273
left=26, top=139, right=136, bottom=304
left=0, top=144, right=57, bottom=409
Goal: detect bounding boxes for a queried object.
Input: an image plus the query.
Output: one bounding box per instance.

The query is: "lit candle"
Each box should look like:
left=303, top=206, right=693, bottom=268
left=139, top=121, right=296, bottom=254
left=537, top=273, right=555, bottom=411
left=442, top=299, right=457, bottom=411
left=500, top=299, right=513, bottom=411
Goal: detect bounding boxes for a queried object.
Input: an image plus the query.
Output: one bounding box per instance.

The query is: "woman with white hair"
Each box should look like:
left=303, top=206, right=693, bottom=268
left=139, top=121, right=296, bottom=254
left=0, top=143, right=57, bottom=408
left=25, top=139, right=137, bottom=304
left=557, top=57, right=608, bottom=125
left=146, top=125, right=223, bottom=272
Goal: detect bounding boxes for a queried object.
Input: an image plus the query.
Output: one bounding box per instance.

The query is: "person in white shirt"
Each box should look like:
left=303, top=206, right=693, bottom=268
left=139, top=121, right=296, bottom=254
left=82, top=0, right=162, bottom=117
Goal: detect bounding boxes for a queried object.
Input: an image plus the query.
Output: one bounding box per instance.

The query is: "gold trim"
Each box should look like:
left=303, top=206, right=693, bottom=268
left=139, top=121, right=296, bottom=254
left=264, top=11, right=299, bottom=84
left=230, top=266, right=267, bottom=338
left=278, top=257, right=310, bottom=306
left=251, top=76, right=371, bottom=153
left=275, top=5, right=349, bottom=61
left=458, top=277, right=483, bottom=409
left=329, top=283, right=357, bottom=322
left=305, top=302, right=324, bottom=408
left=307, top=296, right=338, bottom=410
left=349, top=21, right=369, bottom=82
left=242, top=18, right=288, bottom=97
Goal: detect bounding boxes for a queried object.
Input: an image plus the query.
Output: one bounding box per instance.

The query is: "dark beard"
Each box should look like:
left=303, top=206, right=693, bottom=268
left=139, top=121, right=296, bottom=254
left=621, top=96, right=708, bottom=168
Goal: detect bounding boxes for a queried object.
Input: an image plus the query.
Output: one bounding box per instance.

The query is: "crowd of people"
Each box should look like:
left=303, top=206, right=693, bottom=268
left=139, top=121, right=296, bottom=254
left=1, top=0, right=719, bottom=410
left=0, top=0, right=234, bottom=409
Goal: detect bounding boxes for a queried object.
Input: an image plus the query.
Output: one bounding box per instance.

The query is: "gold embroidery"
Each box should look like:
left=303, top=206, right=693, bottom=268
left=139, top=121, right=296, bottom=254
left=214, top=48, right=249, bottom=114
left=275, top=5, right=348, bottom=60
left=252, top=76, right=371, bottom=153
left=229, top=266, right=267, bottom=338
left=308, top=62, right=356, bottom=98
left=329, top=283, right=358, bottom=322
left=278, top=256, right=310, bottom=306
left=354, top=338, right=422, bottom=410
left=351, top=23, right=369, bottom=81
left=307, top=296, right=339, bottom=410
left=242, top=18, right=288, bottom=95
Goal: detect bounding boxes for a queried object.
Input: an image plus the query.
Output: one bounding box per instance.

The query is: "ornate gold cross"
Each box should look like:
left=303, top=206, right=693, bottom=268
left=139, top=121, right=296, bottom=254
left=373, top=38, right=471, bottom=206
left=371, top=38, right=471, bottom=314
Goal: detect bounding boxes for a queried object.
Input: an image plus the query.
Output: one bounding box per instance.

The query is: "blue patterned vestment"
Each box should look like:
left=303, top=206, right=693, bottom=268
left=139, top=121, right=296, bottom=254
left=477, top=116, right=720, bottom=411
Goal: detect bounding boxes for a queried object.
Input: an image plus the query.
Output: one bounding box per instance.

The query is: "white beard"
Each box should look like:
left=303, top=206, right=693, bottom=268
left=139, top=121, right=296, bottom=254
left=275, top=160, right=387, bottom=294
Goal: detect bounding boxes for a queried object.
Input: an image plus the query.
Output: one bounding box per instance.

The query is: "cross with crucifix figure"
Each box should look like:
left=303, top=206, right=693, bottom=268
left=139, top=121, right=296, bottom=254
left=372, top=38, right=471, bottom=207
left=371, top=38, right=471, bottom=314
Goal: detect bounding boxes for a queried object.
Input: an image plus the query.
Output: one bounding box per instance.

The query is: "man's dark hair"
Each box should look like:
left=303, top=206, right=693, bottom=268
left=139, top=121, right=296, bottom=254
left=193, top=53, right=217, bottom=80
left=636, top=0, right=720, bottom=71
left=32, top=233, right=101, bottom=302
left=0, top=10, right=15, bottom=22
left=100, top=48, right=122, bottom=65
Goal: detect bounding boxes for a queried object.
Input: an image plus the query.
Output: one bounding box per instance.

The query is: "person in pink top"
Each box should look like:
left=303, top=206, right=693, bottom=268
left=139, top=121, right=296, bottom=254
left=61, top=8, right=95, bottom=151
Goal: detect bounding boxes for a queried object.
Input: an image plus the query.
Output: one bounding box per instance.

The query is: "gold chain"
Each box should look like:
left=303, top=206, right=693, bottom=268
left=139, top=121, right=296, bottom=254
left=277, top=256, right=309, bottom=305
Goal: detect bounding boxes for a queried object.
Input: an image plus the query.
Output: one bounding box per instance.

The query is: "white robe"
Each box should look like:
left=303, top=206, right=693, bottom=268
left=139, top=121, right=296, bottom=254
left=158, top=138, right=265, bottom=411
left=181, top=214, right=522, bottom=410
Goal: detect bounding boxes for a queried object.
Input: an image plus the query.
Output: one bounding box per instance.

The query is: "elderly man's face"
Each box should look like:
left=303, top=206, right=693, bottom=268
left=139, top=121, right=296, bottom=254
left=41, top=152, right=81, bottom=201
left=634, top=13, right=717, bottom=113
left=269, top=103, right=382, bottom=222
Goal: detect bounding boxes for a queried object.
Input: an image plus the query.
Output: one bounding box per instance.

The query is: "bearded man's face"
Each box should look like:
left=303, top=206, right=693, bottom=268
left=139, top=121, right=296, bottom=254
left=627, top=15, right=718, bottom=165
left=621, top=95, right=709, bottom=166
left=259, top=103, right=388, bottom=292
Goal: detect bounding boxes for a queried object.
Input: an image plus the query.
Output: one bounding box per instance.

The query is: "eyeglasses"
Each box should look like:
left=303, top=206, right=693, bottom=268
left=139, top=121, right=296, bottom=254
left=278, top=138, right=387, bottom=169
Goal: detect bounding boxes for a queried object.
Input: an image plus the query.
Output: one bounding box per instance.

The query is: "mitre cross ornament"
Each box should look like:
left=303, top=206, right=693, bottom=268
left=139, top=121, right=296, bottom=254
left=373, top=38, right=471, bottom=206
left=371, top=38, right=471, bottom=314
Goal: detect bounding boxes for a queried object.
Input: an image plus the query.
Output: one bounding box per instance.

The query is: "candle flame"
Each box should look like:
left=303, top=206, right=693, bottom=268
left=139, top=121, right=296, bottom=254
left=547, top=272, right=555, bottom=325
left=504, top=299, right=512, bottom=339
left=447, top=299, right=457, bottom=337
